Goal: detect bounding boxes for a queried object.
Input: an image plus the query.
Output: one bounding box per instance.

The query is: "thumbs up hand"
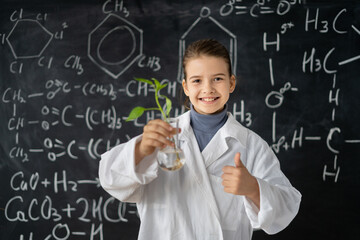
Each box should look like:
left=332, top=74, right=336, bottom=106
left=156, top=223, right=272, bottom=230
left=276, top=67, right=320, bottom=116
left=222, top=153, right=260, bottom=207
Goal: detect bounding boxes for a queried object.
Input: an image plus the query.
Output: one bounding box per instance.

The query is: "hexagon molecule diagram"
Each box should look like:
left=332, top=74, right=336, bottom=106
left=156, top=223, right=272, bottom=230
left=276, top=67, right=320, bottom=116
left=6, top=19, right=53, bottom=59
left=88, top=14, right=143, bottom=79
left=177, top=7, right=237, bottom=82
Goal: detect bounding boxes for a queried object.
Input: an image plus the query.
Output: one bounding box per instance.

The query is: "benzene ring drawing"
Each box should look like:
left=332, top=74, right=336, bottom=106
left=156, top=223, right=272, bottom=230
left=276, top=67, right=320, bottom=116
left=177, top=7, right=237, bottom=82
left=88, top=14, right=143, bottom=79
left=6, top=19, right=53, bottom=59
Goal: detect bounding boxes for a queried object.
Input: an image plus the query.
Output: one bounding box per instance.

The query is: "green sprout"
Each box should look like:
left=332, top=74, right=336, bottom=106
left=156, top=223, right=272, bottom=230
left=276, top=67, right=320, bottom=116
left=126, top=77, right=172, bottom=122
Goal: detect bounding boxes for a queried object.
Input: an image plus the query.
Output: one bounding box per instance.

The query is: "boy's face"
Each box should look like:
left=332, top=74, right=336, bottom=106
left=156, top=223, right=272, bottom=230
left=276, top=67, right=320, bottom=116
left=182, top=56, right=236, bottom=115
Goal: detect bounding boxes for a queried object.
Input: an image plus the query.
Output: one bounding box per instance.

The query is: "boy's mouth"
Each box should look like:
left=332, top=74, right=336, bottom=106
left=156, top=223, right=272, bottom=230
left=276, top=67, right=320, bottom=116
left=200, top=97, right=219, bottom=102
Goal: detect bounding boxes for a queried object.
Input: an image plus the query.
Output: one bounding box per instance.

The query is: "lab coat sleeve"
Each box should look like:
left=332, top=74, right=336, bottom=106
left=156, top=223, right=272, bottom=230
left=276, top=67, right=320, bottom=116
left=98, top=135, right=159, bottom=203
left=243, top=133, right=302, bottom=234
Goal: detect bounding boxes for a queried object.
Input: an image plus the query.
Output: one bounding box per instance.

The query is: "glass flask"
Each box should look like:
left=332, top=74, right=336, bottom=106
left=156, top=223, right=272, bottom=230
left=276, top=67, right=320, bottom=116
left=157, top=118, right=185, bottom=171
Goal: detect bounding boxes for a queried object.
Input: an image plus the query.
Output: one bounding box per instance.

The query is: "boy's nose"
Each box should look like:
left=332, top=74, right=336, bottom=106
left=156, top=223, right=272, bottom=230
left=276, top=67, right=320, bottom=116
left=202, top=81, right=215, bottom=93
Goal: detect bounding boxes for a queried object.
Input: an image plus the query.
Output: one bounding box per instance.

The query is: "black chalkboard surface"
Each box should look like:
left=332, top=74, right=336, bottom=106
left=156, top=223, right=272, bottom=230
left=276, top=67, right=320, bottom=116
left=1, top=0, right=360, bottom=239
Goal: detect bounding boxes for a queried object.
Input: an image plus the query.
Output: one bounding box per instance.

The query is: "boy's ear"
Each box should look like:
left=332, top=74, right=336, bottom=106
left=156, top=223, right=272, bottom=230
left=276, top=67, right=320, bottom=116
left=182, top=79, right=189, bottom=96
left=230, top=75, right=236, bottom=93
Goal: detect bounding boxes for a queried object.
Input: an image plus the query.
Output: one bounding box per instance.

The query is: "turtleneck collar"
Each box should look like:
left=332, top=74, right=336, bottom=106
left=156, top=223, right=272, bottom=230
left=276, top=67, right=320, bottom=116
left=190, top=104, right=228, bottom=134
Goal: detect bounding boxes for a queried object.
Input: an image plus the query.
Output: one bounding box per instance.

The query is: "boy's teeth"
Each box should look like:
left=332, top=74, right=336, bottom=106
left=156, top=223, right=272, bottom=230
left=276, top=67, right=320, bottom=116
left=203, top=98, right=215, bottom=102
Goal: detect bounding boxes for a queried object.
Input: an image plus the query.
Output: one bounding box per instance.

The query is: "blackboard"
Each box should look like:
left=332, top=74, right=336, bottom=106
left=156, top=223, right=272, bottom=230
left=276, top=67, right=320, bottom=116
left=1, top=0, right=360, bottom=239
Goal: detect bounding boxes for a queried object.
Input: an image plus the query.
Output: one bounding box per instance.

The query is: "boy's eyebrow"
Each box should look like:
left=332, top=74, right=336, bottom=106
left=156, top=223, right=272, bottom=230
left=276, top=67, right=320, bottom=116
left=189, top=75, right=201, bottom=79
left=213, top=73, right=226, bottom=76
left=189, top=73, right=226, bottom=79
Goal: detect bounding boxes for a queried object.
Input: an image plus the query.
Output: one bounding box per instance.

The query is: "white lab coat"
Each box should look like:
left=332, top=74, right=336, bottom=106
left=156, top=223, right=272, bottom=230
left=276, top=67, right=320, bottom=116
left=99, top=111, right=301, bottom=240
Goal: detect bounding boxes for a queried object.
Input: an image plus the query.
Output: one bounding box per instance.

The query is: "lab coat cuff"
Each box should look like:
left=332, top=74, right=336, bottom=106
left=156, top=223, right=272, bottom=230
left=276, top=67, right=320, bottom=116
left=244, top=177, right=274, bottom=230
left=124, top=135, right=158, bottom=185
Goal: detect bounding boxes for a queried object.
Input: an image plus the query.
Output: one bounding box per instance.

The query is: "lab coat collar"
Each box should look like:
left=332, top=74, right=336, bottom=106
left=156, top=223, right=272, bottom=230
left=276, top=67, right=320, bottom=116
left=201, top=112, right=248, bottom=165
left=220, top=112, right=248, bottom=148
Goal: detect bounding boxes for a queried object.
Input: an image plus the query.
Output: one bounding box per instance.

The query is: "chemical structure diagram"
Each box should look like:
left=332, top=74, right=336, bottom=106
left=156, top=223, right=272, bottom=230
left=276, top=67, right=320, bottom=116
left=261, top=7, right=360, bottom=183
left=177, top=7, right=237, bottom=82
left=88, top=13, right=143, bottom=79
left=6, top=18, right=53, bottom=59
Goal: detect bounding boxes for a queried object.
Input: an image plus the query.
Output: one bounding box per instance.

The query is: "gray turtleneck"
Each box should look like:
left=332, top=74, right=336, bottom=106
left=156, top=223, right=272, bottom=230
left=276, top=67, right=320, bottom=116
left=190, top=104, right=228, bottom=152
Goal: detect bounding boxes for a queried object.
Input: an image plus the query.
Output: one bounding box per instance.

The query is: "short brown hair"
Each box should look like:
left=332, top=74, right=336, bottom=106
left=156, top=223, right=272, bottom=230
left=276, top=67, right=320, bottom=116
left=182, top=39, right=233, bottom=80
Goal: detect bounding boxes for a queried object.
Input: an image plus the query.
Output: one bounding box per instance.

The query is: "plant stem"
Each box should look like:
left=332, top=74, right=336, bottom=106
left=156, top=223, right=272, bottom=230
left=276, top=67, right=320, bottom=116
left=154, top=86, right=167, bottom=120
left=144, top=107, right=159, bottom=111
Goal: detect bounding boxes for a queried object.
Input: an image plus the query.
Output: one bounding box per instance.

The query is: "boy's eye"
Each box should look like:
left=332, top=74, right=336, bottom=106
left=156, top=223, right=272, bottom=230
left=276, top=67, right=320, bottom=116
left=192, top=79, right=200, bottom=83
left=214, top=77, right=223, bottom=81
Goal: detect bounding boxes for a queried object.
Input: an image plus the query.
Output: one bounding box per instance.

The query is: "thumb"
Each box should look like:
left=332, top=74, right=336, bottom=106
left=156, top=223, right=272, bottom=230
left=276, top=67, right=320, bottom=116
left=234, top=152, right=244, bottom=168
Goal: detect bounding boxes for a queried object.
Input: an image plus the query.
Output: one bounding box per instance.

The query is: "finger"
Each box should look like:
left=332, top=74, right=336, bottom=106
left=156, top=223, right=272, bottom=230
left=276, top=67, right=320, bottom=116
left=221, top=173, right=235, bottom=181
left=221, top=180, right=233, bottom=188
left=154, top=119, right=181, bottom=135
left=234, top=152, right=245, bottom=168
left=223, top=187, right=235, bottom=194
left=159, top=119, right=181, bottom=136
left=222, top=166, right=236, bottom=174
left=148, top=119, right=173, bottom=129
left=145, top=120, right=172, bottom=132
left=143, top=134, right=174, bottom=147
left=144, top=121, right=175, bottom=138
left=221, top=179, right=231, bottom=186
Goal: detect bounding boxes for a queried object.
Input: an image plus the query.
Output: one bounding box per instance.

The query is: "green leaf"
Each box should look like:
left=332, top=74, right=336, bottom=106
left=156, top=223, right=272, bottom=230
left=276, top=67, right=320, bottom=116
left=126, top=106, right=145, bottom=121
left=126, top=77, right=172, bottom=122
left=158, top=83, right=168, bottom=91
left=152, top=78, right=161, bottom=90
left=165, top=96, right=172, bottom=117
left=134, top=77, right=153, bottom=86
